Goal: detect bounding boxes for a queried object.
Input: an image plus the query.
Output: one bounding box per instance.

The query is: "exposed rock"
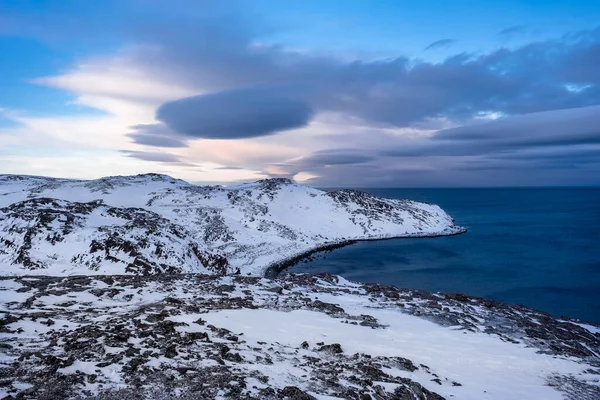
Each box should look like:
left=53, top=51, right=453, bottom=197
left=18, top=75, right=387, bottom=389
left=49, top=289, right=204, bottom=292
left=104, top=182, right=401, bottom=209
left=279, top=386, right=316, bottom=399
left=317, top=343, right=343, bottom=354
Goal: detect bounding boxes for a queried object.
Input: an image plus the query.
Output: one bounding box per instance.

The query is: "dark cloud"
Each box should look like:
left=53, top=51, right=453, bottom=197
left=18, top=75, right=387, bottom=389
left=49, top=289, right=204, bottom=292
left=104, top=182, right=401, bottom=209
left=491, top=147, right=600, bottom=163
left=382, top=105, right=600, bottom=158
left=156, top=87, right=314, bottom=139
left=142, top=25, right=600, bottom=141
left=214, top=166, right=245, bottom=170
left=304, top=105, right=600, bottom=187
left=126, top=124, right=189, bottom=148
left=434, top=105, right=600, bottom=147
left=424, top=39, right=456, bottom=51
left=486, top=147, right=600, bottom=172
left=120, top=150, right=182, bottom=163
left=302, top=155, right=600, bottom=188
left=299, top=150, right=375, bottom=166
left=270, top=149, right=376, bottom=177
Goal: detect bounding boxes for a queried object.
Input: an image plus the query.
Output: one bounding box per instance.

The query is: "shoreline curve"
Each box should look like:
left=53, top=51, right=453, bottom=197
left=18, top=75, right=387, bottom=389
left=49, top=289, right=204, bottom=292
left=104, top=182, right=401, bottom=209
left=263, top=226, right=467, bottom=278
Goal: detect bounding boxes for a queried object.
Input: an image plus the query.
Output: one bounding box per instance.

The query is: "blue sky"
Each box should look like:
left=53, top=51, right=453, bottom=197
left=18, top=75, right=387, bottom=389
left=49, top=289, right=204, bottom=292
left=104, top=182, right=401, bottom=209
left=0, top=0, right=599, bottom=186
left=255, top=0, right=600, bottom=56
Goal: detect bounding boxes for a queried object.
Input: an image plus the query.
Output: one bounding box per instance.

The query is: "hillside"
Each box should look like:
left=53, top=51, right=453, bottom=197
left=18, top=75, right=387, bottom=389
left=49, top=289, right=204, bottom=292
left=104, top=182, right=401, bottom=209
left=0, top=174, right=464, bottom=276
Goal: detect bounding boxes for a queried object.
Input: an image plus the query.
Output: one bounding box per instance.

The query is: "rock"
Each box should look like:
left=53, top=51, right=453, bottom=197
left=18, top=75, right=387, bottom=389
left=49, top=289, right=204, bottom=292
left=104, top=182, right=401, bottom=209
left=95, top=361, right=112, bottom=368
left=279, top=386, right=317, bottom=399
left=311, top=300, right=345, bottom=315
left=0, top=314, right=19, bottom=325
left=164, top=345, right=178, bottom=359
left=184, top=332, right=210, bottom=342
left=224, top=352, right=244, bottom=363
left=124, top=347, right=138, bottom=357
left=211, top=356, right=225, bottom=365
left=362, top=365, right=386, bottom=380
left=318, top=343, right=343, bottom=354
left=217, top=344, right=230, bottom=356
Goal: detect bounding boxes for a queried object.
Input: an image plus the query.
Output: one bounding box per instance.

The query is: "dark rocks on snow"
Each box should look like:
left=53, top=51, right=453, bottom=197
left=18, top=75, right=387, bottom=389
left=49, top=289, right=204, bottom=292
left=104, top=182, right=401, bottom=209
left=0, top=273, right=598, bottom=400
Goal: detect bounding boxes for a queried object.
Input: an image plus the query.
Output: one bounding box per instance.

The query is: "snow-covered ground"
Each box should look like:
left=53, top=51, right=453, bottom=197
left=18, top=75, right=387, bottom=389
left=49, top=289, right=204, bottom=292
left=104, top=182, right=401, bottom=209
left=0, top=174, right=464, bottom=276
left=1, top=174, right=597, bottom=399
left=0, top=274, right=598, bottom=399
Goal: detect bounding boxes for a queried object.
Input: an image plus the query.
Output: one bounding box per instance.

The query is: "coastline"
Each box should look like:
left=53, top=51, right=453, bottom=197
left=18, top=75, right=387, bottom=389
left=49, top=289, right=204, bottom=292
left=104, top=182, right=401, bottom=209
left=263, top=226, right=467, bottom=278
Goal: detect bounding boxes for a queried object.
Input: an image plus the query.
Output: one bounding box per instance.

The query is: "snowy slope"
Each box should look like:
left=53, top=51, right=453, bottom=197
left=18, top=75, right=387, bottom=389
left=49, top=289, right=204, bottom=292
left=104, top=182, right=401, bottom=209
left=0, top=273, right=598, bottom=399
left=0, top=174, right=464, bottom=276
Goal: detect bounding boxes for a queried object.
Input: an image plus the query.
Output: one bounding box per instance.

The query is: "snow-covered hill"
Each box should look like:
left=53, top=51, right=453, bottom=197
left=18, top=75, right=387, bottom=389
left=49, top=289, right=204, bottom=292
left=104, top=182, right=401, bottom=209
left=0, top=173, right=464, bottom=276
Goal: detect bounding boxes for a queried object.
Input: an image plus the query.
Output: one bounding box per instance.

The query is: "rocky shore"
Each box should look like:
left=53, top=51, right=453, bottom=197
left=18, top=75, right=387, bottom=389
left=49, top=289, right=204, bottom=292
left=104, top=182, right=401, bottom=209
left=263, top=229, right=467, bottom=279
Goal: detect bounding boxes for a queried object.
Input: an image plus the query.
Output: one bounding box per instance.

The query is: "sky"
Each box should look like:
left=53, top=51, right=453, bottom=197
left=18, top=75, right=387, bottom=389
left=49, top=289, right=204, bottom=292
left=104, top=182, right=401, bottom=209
left=1, top=0, right=599, bottom=187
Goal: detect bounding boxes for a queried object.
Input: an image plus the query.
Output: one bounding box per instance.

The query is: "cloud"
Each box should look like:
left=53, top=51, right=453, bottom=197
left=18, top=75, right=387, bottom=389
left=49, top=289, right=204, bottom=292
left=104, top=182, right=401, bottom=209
left=3, top=2, right=600, bottom=186
left=434, top=105, right=600, bottom=147
left=292, top=105, right=600, bottom=187
left=269, top=149, right=377, bottom=177
left=13, top=4, right=600, bottom=131
left=126, top=124, right=189, bottom=148
left=213, top=166, right=244, bottom=170
left=489, top=147, right=600, bottom=170
left=156, top=86, right=315, bottom=139
left=120, top=150, right=183, bottom=163
left=145, top=25, right=600, bottom=140
left=424, top=39, right=456, bottom=51
left=382, top=105, right=600, bottom=158
left=293, top=149, right=375, bottom=168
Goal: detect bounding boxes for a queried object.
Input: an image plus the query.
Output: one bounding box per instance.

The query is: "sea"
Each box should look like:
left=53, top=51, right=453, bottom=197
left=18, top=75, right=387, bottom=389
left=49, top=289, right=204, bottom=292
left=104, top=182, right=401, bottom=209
left=286, top=188, right=600, bottom=323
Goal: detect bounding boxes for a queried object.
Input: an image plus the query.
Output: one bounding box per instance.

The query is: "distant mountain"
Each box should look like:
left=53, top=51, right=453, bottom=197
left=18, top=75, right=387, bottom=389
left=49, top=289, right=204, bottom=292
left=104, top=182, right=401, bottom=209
left=0, top=174, right=464, bottom=276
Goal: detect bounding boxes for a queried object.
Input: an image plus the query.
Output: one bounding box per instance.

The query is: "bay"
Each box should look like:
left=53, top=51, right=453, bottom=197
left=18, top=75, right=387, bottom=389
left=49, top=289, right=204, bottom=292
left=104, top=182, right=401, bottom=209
left=287, top=188, right=600, bottom=322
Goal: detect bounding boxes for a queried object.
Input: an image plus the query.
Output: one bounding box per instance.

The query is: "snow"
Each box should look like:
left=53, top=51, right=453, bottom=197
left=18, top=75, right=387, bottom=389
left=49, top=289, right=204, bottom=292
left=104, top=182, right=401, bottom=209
left=0, top=274, right=598, bottom=399
left=201, top=308, right=583, bottom=400
left=560, top=320, right=600, bottom=335
left=0, top=280, right=30, bottom=310
left=12, top=382, right=33, bottom=391
left=0, top=174, right=465, bottom=277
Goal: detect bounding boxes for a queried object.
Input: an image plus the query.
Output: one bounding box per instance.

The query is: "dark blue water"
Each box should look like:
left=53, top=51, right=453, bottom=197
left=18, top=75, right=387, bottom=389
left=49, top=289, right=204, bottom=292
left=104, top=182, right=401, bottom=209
left=290, top=188, right=600, bottom=323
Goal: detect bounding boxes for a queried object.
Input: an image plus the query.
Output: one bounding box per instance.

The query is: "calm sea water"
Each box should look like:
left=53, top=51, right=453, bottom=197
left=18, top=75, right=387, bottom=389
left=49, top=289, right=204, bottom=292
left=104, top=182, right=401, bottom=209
left=288, top=188, right=600, bottom=323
